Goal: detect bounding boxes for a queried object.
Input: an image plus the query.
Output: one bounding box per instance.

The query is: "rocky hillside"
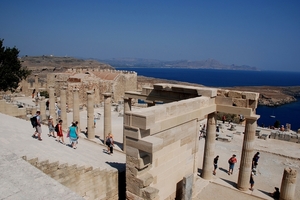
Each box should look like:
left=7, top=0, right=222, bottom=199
left=137, top=76, right=300, bottom=106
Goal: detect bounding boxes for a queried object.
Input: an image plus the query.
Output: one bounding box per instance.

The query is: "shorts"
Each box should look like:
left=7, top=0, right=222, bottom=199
left=69, top=137, right=77, bottom=144
left=229, top=163, right=235, bottom=170
left=36, top=126, right=42, bottom=134
left=214, top=164, right=218, bottom=170
left=49, top=125, right=55, bottom=133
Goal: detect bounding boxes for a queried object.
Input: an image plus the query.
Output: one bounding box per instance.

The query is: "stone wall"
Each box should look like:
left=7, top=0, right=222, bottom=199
left=23, top=156, right=119, bottom=200
left=125, top=97, right=213, bottom=199
left=46, top=69, right=137, bottom=108
left=0, top=99, right=33, bottom=117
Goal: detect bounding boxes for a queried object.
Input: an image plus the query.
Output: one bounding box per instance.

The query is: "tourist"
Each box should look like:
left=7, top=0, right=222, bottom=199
left=250, top=172, right=255, bottom=191
left=47, top=116, right=56, bottom=138
left=105, top=133, right=114, bottom=155
left=32, top=89, right=36, bottom=98
left=213, top=155, right=219, bottom=175
left=68, top=122, right=78, bottom=149
left=228, top=154, right=237, bottom=175
left=239, top=114, right=244, bottom=124
left=45, top=100, right=49, bottom=110
left=222, top=115, right=226, bottom=124
left=32, top=111, right=42, bottom=141
left=252, top=152, right=260, bottom=174
left=270, top=187, right=280, bottom=200
left=55, top=119, right=65, bottom=144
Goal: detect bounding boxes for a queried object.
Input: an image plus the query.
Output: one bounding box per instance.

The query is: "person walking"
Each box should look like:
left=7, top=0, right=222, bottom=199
left=222, top=115, right=226, bottom=124
left=47, top=116, right=56, bottom=138
left=105, top=133, right=114, bottom=155
left=68, top=122, right=78, bottom=149
left=252, top=152, right=260, bottom=175
left=228, top=154, right=237, bottom=175
left=32, top=111, right=42, bottom=141
left=250, top=172, right=255, bottom=191
left=55, top=119, right=65, bottom=144
left=213, top=155, right=219, bottom=175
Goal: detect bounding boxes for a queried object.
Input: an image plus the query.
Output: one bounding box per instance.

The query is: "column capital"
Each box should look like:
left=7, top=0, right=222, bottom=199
left=245, top=114, right=260, bottom=120
left=103, top=92, right=112, bottom=97
left=87, top=90, right=94, bottom=95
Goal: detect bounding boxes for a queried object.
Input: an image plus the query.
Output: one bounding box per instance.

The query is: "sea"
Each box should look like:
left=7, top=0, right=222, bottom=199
left=117, top=67, right=300, bottom=131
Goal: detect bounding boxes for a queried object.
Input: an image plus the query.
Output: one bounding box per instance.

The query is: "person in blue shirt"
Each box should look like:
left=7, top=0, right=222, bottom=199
left=68, top=122, right=78, bottom=149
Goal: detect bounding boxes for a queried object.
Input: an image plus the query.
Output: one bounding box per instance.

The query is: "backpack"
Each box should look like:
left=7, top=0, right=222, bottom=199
left=55, top=124, right=59, bottom=132
left=106, top=137, right=111, bottom=146
left=30, top=116, right=37, bottom=128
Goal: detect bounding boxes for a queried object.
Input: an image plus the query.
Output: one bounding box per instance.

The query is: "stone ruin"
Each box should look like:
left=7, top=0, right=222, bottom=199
left=19, top=68, right=137, bottom=108
left=1, top=74, right=298, bottom=199
left=123, top=84, right=261, bottom=199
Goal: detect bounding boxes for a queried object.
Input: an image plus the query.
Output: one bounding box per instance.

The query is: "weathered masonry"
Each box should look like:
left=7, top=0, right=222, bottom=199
left=123, top=84, right=260, bottom=199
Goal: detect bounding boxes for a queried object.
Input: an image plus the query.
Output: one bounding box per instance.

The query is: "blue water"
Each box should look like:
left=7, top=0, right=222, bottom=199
left=117, top=67, right=300, bottom=130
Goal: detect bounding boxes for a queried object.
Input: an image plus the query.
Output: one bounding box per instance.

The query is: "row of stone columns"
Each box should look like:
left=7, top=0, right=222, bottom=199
left=200, top=112, right=297, bottom=198
left=47, top=87, right=113, bottom=143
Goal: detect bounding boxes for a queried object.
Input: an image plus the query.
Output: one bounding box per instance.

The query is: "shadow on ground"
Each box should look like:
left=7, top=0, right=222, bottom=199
left=220, top=178, right=237, bottom=188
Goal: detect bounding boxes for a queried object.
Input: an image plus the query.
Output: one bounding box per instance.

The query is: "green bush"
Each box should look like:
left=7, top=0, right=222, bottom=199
left=274, top=120, right=280, bottom=128
left=40, top=91, right=49, bottom=98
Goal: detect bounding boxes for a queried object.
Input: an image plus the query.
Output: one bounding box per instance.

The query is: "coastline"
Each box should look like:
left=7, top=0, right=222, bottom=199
left=137, top=76, right=300, bottom=107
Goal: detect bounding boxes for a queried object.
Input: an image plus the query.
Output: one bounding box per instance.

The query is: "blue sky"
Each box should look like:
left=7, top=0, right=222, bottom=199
left=1, top=0, right=300, bottom=71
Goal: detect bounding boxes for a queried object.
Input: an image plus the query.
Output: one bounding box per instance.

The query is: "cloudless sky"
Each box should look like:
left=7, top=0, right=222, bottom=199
left=1, top=0, right=300, bottom=71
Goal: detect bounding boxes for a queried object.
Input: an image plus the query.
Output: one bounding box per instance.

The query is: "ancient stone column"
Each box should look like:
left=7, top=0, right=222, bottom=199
left=123, top=97, right=132, bottom=152
left=60, top=87, right=67, bottom=131
left=201, top=112, right=216, bottom=180
left=73, top=88, right=80, bottom=128
left=39, top=97, right=46, bottom=121
left=49, top=86, right=56, bottom=124
left=103, top=93, right=112, bottom=140
left=237, top=118, right=257, bottom=191
left=34, top=74, right=39, bottom=92
left=280, top=167, right=297, bottom=200
left=87, top=90, right=95, bottom=139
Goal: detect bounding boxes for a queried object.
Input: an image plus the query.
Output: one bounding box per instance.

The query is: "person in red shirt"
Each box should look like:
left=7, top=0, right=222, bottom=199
left=55, top=119, right=65, bottom=145
left=228, top=154, right=237, bottom=175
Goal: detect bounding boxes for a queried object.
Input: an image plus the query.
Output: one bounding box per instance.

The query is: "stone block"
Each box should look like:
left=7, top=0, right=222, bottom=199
left=127, top=136, right=164, bottom=154
left=126, top=191, right=144, bottom=200
left=126, top=164, right=151, bottom=177
left=258, top=133, right=269, bottom=140
left=228, top=90, right=243, bottom=98
left=217, top=89, right=229, bottom=97
left=141, top=186, right=159, bottom=200
left=125, top=126, right=142, bottom=140
left=182, top=173, right=194, bottom=200
left=242, top=92, right=259, bottom=100
left=232, top=98, right=247, bottom=107
left=217, top=135, right=232, bottom=142
left=215, top=96, right=233, bottom=106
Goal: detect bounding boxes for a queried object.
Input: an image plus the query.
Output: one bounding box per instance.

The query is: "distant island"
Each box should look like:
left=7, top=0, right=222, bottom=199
left=98, top=58, right=259, bottom=71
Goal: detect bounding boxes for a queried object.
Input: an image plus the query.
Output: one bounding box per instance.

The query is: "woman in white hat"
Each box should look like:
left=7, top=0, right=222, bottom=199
left=48, top=116, right=56, bottom=138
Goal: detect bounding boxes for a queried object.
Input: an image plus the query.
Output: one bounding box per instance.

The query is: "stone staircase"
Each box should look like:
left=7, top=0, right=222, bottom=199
left=0, top=112, right=126, bottom=199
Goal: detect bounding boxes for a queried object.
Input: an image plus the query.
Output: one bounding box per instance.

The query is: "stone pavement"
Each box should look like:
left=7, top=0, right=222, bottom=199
left=197, top=121, right=300, bottom=200
left=0, top=111, right=126, bottom=199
